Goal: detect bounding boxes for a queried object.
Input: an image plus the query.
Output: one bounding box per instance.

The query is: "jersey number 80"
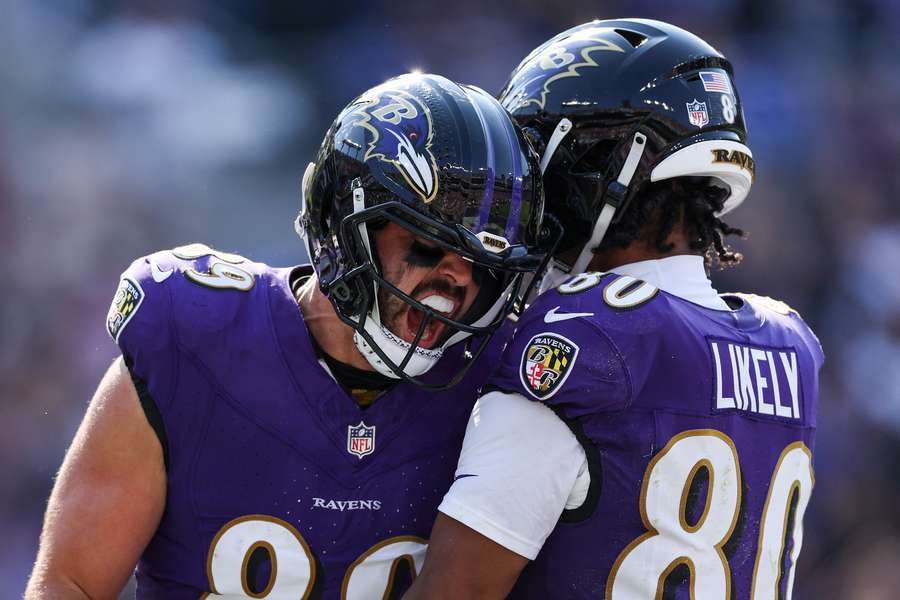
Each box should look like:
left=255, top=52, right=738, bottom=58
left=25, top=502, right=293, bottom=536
left=607, top=430, right=813, bottom=600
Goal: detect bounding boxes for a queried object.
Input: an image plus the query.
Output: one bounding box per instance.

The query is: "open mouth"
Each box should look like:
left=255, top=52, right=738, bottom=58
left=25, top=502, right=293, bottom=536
left=405, top=294, right=457, bottom=348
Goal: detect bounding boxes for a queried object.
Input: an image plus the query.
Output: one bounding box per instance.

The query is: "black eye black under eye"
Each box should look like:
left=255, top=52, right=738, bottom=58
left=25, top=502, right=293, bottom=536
left=406, top=240, right=446, bottom=267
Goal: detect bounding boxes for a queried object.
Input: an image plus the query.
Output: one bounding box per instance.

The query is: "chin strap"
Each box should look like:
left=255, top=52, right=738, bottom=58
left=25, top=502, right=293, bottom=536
left=540, top=118, right=572, bottom=175
left=352, top=179, right=378, bottom=326
left=353, top=322, right=443, bottom=379
left=570, top=132, right=647, bottom=275
left=537, top=258, right=572, bottom=296
left=533, top=118, right=575, bottom=297
left=347, top=180, right=417, bottom=378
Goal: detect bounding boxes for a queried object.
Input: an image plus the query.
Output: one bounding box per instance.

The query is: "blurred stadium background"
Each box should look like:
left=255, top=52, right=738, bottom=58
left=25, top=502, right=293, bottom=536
left=3, top=0, right=899, bottom=597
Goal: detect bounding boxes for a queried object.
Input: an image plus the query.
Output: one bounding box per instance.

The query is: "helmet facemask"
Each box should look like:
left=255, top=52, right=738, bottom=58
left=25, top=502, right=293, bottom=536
left=334, top=197, right=541, bottom=389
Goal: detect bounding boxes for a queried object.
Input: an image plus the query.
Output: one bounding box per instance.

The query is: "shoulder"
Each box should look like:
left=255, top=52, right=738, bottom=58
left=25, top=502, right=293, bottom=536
left=551, top=271, right=661, bottom=310
left=730, top=293, right=796, bottom=317
left=519, top=270, right=671, bottom=354
left=106, top=243, right=284, bottom=351
left=533, top=270, right=672, bottom=336
left=730, top=292, right=825, bottom=365
left=487, top=272, right=664, bottom=413
left=106, top=244, right=300, bottom=421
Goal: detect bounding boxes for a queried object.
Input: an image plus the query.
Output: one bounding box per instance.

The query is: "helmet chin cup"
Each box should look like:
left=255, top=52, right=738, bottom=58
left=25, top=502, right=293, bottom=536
left=353, top=321, right=443, bottom=379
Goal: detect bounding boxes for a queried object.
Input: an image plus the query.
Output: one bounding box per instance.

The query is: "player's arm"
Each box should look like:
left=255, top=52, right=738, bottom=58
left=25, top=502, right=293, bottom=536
left=406, top=512, right=528, bottom=599
left=404, top=391, right=588, bottom=599
left=25, top=357, right=166, bottom=600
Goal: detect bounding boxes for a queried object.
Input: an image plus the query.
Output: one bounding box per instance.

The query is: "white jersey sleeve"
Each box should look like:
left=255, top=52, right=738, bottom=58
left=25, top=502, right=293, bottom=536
left=438, top=391, right=589, bottom=559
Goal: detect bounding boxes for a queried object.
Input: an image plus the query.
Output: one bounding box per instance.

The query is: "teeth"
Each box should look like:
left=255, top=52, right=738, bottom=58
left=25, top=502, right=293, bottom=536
left=420, top=295, right=454, bottom=314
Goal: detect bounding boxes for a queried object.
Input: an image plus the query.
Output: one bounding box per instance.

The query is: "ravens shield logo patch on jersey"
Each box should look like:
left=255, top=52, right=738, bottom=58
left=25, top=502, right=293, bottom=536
left=106, top=277, right=144, bottom=342
left=520, top=332, right=579, bottom=400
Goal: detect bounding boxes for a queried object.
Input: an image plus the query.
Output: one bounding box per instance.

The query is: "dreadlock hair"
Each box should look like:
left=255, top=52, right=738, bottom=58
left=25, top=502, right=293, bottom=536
left=594, top=176, right=746, bottom=269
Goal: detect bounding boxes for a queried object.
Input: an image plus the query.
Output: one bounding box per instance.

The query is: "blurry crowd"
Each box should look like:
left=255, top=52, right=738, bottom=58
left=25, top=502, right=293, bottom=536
left=4, top=0, right=899, bottom=596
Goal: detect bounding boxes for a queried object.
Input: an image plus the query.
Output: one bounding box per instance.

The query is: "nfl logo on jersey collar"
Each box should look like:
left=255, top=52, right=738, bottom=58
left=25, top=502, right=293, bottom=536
left=347, top=421, right=375, bottom=459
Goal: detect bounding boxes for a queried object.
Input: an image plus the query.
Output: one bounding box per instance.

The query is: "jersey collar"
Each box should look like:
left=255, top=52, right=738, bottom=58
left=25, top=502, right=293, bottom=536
left=609, top=255, right=730, bottom=311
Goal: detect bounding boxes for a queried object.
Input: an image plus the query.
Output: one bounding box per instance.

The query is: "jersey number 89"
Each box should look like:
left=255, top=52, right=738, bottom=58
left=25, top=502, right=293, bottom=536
left=202, top=515, right=426, bottom=599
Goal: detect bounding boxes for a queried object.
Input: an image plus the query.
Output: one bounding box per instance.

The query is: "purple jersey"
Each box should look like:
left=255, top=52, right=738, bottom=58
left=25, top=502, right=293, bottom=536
left=486, top=271, right=823, bottom=599
left=106, top=245, right=509, bottom=599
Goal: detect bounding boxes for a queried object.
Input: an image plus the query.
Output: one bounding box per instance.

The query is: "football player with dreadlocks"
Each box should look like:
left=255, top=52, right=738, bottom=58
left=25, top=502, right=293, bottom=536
left=25, top=74, right=552, bottom=599
left=407, top=19, right=823, bottom=599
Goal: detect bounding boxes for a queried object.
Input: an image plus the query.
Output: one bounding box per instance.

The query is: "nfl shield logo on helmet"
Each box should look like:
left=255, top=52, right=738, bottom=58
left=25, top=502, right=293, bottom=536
left=347, top=421, right=375, bottom=459
left=519, top=332, right=580, bottom=400
left=686, top=99, right=709, bottom=128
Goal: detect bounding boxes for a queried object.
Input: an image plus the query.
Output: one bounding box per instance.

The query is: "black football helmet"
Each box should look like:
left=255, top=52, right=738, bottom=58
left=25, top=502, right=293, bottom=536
left=296, top=73, right=551, bottom=388
left=499, top=18, right=754, bottom=280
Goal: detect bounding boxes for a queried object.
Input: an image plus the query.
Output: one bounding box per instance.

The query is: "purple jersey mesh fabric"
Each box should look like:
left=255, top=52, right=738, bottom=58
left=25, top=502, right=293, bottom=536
left=111, top=248, right=511, bottom=599
left=485, top=272, right=823, bottom=599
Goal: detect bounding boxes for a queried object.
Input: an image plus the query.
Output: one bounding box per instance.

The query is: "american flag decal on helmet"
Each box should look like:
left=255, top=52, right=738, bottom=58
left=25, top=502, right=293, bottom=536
left=699, top=71, right=733, bottom=94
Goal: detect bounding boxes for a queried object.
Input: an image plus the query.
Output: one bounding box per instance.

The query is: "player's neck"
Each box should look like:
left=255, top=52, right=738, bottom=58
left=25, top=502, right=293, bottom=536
left=296, top=275, right=376, bottom=372
left=586, top=226, right=699, bottom=273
